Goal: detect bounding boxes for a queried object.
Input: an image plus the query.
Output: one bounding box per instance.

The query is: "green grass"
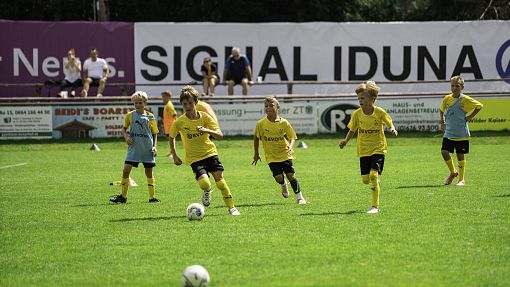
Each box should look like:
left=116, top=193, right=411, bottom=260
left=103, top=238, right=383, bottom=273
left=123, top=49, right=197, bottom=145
left=1, top=133, right=509, bottom=286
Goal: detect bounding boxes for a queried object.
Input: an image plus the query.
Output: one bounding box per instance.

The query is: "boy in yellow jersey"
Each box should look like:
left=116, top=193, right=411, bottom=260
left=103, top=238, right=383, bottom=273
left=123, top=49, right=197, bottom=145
left=196, top=100, right=218, bottom=124
left=252, top=96, right=306, bottom=204
left=110, top=91, right=159, bottom=203
left=161, top=90, right=177, bottom=157
left=339, top=81, right=397, bottom=214
left=169, top=86, right=240, bottom=216
left=439, top=76, right=483, bottom=186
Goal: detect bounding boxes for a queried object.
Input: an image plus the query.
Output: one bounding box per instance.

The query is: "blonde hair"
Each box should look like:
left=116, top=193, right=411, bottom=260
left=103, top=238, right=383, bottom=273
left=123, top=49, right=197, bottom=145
left=179, top=85, right=200, bottom=104
left=131, top=91, right=148, bottom=102
left=450, top=75, right=464, bottom=85
left=355, top=81, right=380, bottom=98
left=264, top=96, right=280, bottom=109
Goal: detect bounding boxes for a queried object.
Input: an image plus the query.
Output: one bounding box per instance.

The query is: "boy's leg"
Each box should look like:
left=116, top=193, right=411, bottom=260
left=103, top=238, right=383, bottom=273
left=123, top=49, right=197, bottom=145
left=369, top=169, right=380, bottom=209
left=145, top=167, right=157, bottom=201
left=456, top=153, right=466, bottom=185
left=286, top=173, right=305, bottom=204
left=441, top=138, right=458, bottom=185
left=110, top=163, right=132, bottom=203
left=211, top=171, right=239, bottom=215
left=197, top=174, right=213, bottom=207
left=274, top=174, right=288, bottom=198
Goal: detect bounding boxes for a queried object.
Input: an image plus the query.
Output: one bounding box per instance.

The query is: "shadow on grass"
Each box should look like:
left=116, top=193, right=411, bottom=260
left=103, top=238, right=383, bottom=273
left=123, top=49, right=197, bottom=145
left=300, top=210, right=362, bottom=216
left=494, top=194, right=510, bottom=198
left=110, top=214, right=222, bottom=222
left=213, top=202, right=284, bottom=208
left=397, top=185, right=442, bottom=189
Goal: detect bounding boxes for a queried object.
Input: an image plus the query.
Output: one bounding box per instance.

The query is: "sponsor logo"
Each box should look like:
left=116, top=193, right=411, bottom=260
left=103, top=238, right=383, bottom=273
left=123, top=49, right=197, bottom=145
left=320, top=104, right=358, bottom=132
left=496, top=39, right=510, bottom=84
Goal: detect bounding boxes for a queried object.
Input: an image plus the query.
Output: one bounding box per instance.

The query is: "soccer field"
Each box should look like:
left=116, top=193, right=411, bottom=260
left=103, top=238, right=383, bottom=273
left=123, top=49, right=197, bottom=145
left=1, top=133, right=509, bottom=286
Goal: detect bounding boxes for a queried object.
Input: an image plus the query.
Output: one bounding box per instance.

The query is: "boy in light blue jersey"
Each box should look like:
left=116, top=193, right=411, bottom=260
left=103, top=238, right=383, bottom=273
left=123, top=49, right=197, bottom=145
left=440, top=76, right=483, bottom=186
left=110, top=91, right=160, bottom=203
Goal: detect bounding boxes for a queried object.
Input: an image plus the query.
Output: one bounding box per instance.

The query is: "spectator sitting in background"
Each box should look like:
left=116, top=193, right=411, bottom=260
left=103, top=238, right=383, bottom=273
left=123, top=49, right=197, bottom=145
left=58, top=48, right=82, bottom=98
left=223, top=47, right=253, bottom=96
left=201, top=57, right=219, bottom=97
left=81, top=48, right=109, bottom=97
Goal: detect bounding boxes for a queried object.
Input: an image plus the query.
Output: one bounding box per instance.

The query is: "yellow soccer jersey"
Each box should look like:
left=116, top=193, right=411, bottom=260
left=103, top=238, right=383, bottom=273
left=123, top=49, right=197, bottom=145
left=124, top=111, right=159, bottom=134
left=196, top=101, right=218, bottom=123
left=254, top=116, right=297, bottom=163
left=163, top=101, right=177, bottom=134
left=347, top=106, right=393, bottom=157
left=169, top=111, right=218, bottom=164
left=440, top=94, right=483, bottom=141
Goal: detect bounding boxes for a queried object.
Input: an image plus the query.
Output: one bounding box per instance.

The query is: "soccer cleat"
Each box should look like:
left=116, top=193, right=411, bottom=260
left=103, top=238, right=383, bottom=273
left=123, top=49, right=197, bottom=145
left=202, top=190, right=212, bottom=207
left=110, top=195, right=127, bottom=203
left=297, top=198, right=307, bottom=205
left=367, top=206, right=379, bottom=214
left=456, top=180, right=465, bottom=186
left=148, top=198, right=160, bottom=203
left=443, top=172, right=458, bottom=185
left=281, top=183, right=289, bottom=198
left=229, top=207, right=240, bottom=216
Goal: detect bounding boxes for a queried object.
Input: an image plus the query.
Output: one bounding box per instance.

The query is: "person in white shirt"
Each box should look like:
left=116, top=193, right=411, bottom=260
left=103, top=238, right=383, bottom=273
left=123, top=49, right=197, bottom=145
left=81, top=48, right=109, bottom=97
left=59, top=49, right=82, bottom=98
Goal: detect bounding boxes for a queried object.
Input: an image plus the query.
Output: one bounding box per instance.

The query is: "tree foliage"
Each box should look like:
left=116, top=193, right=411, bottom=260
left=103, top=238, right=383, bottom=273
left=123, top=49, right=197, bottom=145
left=0, top=0, right=508, bottom=21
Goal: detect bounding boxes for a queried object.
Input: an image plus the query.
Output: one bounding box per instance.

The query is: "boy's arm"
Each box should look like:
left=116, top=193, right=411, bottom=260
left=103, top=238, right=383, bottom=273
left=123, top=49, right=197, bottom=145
left=466, top=108, right=482, bottom=122
left=152, top=133, right=157, bottom=156
left=252, top=136, right=261, bottom=165
left=339, top=130, right=355, bottom=149
left=197, top=126, right=223, bottom=139
left=439, top=110, right=445, bottom=132
left=288, top=138, right=296, bottom=157
left=122, top=127, right=133, bottom=145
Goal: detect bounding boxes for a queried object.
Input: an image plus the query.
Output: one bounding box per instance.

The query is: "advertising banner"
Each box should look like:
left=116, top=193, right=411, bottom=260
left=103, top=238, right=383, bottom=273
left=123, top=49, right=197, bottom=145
left=318, top=97, right=442, bottom=133
left=468, top=98, right=510, bottom=131
left=0, top=20, right=135, bottom=97
left=213, top=102, right=317, bottom=135
left=134, top=21, right=510, bottom=97
left=0, top=106, right=52, bottom=139
left=52, top=105, right=159, bottom=139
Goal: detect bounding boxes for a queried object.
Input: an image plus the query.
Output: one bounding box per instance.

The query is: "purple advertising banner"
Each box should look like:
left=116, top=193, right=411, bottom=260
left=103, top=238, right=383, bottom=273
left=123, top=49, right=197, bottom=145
left=0, top=20, right=134, bottom=97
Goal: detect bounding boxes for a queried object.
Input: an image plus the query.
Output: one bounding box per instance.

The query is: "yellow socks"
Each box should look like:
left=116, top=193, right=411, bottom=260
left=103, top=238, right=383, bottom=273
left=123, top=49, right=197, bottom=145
left=458, top=160, right=466, bottom=181
left=445, top=159, right=456, bottom=174
left=369, top=170, right=380, bottom=208
left=121, top=177, right=129, bottom=198
left=147, top=178, right=155, bottom=199
left=216, top=179, right=234, bottom=209
left=198, top=177, right=212, bottom=191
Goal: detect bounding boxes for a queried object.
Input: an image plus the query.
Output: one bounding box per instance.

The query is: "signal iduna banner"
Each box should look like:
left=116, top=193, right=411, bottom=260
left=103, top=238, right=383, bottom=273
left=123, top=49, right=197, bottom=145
left=134, top=21, right=510, bottom=97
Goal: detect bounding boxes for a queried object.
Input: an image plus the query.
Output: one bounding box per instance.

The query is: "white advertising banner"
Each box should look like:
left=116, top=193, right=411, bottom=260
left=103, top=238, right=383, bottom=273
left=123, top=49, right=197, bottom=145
left=214, top=102, right=317, bottom=135
left=0, top=106, right=52, bottom=139
left=134, top=21, right=510, bottom=97
left=52, top=105, right=160, bottom=139
left=317, top=97, right=442, bottom=133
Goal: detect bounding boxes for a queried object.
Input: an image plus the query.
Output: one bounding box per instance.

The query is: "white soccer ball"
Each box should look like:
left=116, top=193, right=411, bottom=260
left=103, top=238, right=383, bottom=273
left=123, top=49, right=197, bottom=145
left=186, top=203, right=205, bottom=220
left=182, top=265, right=210, bottom=287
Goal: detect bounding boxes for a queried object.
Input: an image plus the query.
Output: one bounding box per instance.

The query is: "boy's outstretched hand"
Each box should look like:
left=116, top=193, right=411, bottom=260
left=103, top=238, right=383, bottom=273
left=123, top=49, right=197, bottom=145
left=339, top=140, right=347, bottom=149
left=173, top=155, right=182, bottom=166
left=252, top=154, right=261, bottom=165
left=390, top=128, right=398, bottom=136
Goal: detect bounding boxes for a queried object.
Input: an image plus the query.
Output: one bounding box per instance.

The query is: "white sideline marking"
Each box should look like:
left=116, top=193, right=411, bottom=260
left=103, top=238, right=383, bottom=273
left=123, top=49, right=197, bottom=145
left=0, top=162, right=28, bottom=169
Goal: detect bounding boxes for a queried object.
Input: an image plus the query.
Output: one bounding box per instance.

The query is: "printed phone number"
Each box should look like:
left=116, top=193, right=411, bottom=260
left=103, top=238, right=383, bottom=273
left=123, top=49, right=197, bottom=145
left=0, top=110, right=50, bottom=115
left=396, top=125, right=440, bottom=132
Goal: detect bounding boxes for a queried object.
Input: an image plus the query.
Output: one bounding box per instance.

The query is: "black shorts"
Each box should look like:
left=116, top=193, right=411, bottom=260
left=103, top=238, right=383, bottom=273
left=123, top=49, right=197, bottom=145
left=268, top=160, right=295, bottom=177
left=441, top=138, right=469, bottom=154
left=125, top=161, right=156, bottom=168
left=359, top=154, right=385, bottom=175
left=88, top=77, right=102, bottom=87
left=190, top=155, right=224, bottom=180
